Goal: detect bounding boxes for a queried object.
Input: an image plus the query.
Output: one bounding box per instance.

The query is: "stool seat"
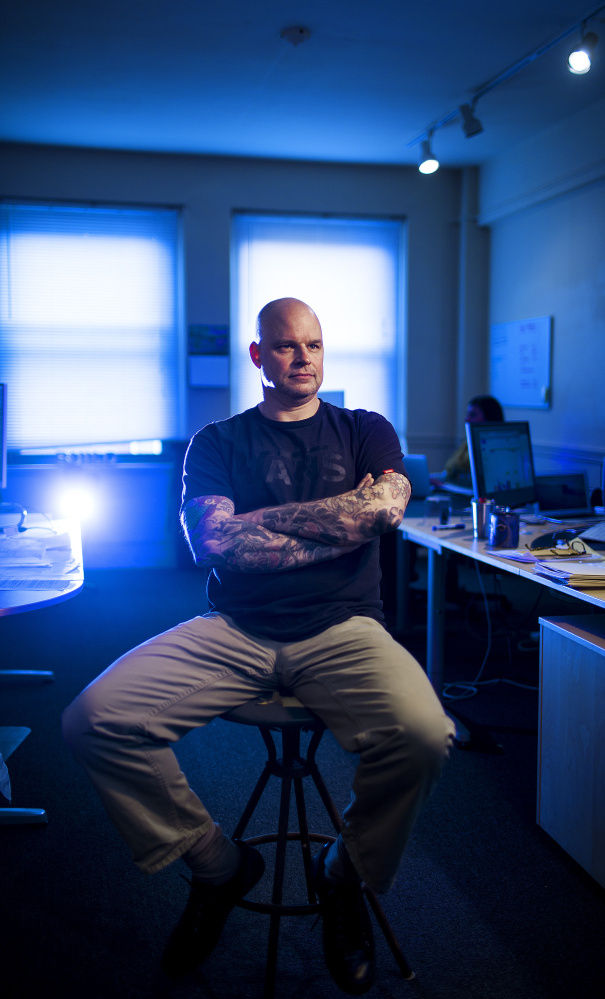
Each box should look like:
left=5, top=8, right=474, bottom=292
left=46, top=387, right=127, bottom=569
left=223, top=691, right=320, bottom=729
left=221, top=691, right=413, bottom=997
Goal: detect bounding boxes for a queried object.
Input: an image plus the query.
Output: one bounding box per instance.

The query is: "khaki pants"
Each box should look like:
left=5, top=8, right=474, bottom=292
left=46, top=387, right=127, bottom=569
left=62, top=612, right=455, bottom=894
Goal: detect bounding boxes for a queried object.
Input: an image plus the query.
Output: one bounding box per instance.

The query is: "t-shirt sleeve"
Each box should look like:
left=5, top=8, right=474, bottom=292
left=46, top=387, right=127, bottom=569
left=181, top=425, right=234, bottom=511
left=356, top=412, right=406, bottom=481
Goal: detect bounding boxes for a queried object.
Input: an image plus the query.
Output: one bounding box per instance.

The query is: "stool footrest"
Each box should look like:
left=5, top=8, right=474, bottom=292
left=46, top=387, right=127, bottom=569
left=225, top=706, right=413, bottom=995
left=238, top=897, right=322, bottom=917
left=236, top=831, right=333, bottom=916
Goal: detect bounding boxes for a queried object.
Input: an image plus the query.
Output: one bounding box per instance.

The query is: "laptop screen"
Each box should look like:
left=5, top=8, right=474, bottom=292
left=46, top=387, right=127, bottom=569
left=535, top=472, right=589, bottom=512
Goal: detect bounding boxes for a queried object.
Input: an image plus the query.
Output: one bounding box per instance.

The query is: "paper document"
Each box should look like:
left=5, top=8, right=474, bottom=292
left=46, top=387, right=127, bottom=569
left=533, top=560, right=605, bottom=588
left=0, top=535, right=50, bottom=566
left=579, top=521, right=605, bottom=543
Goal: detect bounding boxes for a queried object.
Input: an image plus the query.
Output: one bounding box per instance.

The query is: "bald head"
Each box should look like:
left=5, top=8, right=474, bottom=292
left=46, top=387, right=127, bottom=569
left=256, top=298, right=321, bottom=341
left=249, top=297, right=324, bottom=419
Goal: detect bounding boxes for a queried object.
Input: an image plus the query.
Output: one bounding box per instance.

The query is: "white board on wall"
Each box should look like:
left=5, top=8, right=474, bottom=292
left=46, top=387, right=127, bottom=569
left=490, top=316, right=552, bottom=409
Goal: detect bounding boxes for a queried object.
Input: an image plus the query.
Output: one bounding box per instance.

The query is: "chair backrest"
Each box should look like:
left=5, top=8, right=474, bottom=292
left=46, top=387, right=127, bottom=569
left=402, top=454, right=431, bottom=499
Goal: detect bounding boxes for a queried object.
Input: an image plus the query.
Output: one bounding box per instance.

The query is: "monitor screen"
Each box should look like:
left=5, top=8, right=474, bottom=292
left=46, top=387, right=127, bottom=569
left=465, top=420, right=537, bottom=509
left=535, top=472, right=589, bottom=512
left=0, top=383, right=7, bottom=492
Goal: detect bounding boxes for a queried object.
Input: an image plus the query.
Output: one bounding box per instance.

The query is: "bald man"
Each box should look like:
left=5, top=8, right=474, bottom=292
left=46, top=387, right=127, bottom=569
left=63, top=298, right=454, bottom=995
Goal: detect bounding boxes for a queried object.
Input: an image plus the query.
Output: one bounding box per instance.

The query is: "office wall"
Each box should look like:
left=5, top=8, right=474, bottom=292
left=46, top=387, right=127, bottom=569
left=480, top=95, right=605, bottom=488
left=0, top=143, right=473, bottom=459
left=2, top=143, right=488, bottom=564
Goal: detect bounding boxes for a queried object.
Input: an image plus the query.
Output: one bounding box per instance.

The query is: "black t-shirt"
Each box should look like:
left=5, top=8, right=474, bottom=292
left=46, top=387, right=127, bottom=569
left=181, top=401, right=405, bottom=641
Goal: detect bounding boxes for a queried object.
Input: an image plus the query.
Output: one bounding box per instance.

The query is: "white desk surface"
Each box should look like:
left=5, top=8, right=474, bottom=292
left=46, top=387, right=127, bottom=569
left=0, top=517, right=84, bottom=616
left=1, top=516, right=83, bottom=823
left=399, top=515, right=605, bottom=611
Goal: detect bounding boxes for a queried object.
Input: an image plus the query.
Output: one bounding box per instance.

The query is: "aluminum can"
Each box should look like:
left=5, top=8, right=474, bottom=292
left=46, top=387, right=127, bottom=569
left=488, top=507, right=520, bottom=549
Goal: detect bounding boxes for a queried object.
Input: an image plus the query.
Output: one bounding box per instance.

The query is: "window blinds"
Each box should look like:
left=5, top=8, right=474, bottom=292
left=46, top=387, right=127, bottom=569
left=0, top=202, right=184, bottom=449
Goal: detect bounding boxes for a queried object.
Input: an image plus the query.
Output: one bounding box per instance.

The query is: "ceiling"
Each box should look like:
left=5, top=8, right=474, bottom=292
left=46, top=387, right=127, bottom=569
left=2, top=1, right=605, bottom=168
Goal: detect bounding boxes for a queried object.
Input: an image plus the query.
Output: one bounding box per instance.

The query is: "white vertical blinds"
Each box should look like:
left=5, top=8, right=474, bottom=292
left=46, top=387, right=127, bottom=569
left=231, top=213, right=405, bottom=433
left=0, top=202, right=184, bottom=449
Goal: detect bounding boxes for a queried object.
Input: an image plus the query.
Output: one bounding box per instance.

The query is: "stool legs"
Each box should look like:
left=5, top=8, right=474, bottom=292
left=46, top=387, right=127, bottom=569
left=232, top=723, right=413, bottom=996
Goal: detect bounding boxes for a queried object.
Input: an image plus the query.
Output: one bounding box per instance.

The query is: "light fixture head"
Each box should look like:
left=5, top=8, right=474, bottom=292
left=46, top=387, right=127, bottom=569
left=568, top=30, right=598, bottom=74
left=459, top=103, right=484, bottom=138
left=418, top=138, right=439, bottom=174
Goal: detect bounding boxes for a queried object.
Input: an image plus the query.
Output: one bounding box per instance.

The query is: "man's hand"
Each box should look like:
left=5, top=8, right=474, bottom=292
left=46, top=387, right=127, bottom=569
left=181, top=495, right=361, bottom=573
left=233, top=472, right=411, bottom=546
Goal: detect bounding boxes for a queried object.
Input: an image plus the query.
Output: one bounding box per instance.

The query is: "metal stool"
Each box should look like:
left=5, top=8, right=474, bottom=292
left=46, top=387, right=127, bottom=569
left=222, top=691, right=414, bottom=998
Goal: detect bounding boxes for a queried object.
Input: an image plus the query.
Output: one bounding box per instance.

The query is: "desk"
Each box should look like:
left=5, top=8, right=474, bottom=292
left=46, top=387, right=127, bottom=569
left=399, top=515, right=605, bottom=886
left=398, top=516, right=605, bottom=695
left=0, top=517, right=83, bottom=824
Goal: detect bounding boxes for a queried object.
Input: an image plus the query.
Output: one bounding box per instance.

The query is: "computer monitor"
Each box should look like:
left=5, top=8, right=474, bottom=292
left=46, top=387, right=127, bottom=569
left=465, top=420, right=538, bottom=509
left=0, top=383, right=7, bottom=492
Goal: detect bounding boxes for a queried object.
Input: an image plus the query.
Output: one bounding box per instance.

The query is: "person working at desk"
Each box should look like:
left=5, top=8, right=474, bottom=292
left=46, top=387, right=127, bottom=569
left=62, top=298, right=454, bottom=995
left=430, top=394, right=504, bottom=488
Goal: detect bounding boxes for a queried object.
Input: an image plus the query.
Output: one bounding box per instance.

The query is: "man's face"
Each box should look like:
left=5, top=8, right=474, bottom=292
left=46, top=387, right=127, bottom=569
left=250, top=305, right=324, bottom=403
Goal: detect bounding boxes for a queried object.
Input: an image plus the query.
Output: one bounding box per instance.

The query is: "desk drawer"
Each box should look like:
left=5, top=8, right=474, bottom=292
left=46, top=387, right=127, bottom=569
left=538, top=614, right=605, bottom=888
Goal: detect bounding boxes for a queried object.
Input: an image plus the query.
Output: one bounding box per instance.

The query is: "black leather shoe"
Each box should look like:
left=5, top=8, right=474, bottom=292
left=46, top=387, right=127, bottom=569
left=313, top=842, right=375, bottom=995
left=161, top=840, right=265, bottom=978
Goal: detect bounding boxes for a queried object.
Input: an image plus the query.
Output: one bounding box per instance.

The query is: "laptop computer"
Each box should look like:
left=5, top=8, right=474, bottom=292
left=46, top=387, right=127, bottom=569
left=535, top=472, right=594, bottom=518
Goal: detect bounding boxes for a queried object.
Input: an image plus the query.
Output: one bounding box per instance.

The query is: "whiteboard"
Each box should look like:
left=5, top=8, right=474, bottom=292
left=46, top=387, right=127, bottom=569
left=490, top=316, right=552, bottom=409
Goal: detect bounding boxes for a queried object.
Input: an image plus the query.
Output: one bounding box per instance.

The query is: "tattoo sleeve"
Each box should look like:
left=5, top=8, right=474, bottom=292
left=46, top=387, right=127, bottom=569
left=182, top=495, right=357, bottom=573
left=234, top=473, right=411, bottom=546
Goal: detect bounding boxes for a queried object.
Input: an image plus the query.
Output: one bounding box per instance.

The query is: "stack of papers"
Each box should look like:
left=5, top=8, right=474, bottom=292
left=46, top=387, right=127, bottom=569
left=0, top=528, right=80, bottom=588
left=533, top=560, right=605, bottom=589
left=0, top=534, right=51, bottom=567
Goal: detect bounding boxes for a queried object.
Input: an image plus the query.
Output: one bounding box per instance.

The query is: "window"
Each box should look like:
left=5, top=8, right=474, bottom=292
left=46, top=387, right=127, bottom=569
left=0, top=202, right=184, bottom=449
left=231, top=213, right=406, bottom=434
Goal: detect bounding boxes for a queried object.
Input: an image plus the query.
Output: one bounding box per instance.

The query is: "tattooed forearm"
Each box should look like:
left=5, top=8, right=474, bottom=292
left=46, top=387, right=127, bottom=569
left=236, top=473, right=411, bottom=546
left=182, top=495, right=356, bottom=573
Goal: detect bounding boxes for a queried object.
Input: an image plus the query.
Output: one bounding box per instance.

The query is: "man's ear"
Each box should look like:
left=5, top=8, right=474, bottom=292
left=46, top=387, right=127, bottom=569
left=249, top=342, right=262, bottom=369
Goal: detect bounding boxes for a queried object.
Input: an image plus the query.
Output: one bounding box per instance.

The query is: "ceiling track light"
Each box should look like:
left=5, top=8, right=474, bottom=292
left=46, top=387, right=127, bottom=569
left=459, top=102, right=484, bottom=138
left=568, top=29, right=598, bottom=74
left=408, top=3, right=605, bottom=172
left=418, top=136, right=439, bottom=174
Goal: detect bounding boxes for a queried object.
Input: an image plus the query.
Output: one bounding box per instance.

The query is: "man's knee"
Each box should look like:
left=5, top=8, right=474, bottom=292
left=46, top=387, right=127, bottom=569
left=62, top=684, right=113, bottom=760
left=367, top=703, right=454, bottom=782
left=416, top=706, right=455, bottom=780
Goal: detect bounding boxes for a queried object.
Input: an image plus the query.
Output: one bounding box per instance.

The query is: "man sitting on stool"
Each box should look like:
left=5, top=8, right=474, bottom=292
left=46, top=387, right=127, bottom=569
left=63, top=297, right=454, bottom=995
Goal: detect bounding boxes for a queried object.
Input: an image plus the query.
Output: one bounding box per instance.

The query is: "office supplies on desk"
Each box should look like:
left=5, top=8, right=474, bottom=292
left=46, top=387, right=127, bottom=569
left=423, top=496, right=451, bottom=523
left=533, top=560, right=605, bottom=588
left=490, top=542, right=603, bottom=563
left=471, top=497, right=494, bottom=539
left=488, top=508, right=520, bottom=548
left=529, top=526, right=584, bottom=550
left=579, top=520, right=605, bottom=543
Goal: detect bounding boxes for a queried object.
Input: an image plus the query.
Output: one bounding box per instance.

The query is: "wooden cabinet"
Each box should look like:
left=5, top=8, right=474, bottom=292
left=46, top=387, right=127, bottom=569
left=538, top=615, right=605, bottom=888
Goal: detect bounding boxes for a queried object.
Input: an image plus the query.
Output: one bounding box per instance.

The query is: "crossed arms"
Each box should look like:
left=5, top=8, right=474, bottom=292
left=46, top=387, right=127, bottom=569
left=181, top=472, right=411, bottom=573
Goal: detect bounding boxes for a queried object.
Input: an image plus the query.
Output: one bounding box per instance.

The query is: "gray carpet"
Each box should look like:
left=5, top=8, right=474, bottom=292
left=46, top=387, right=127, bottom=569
left=1, top=565, right=604, bottom=999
